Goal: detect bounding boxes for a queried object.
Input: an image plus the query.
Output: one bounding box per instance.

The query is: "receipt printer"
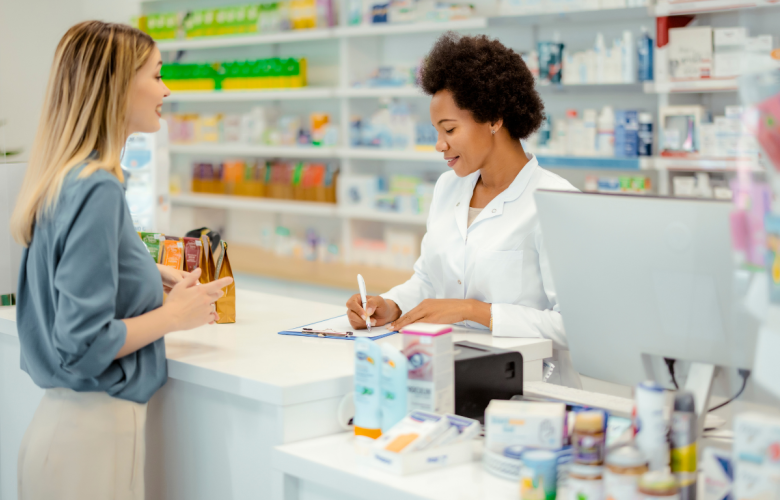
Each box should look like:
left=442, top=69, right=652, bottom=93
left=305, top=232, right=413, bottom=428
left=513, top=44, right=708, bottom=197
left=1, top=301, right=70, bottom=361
left=454, top=341, right=523, bottom=421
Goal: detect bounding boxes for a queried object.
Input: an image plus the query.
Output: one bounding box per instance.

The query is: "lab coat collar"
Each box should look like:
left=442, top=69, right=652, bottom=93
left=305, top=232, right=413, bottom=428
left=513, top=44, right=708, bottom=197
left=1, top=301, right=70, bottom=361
left=455, top=153, right=539, bottom=240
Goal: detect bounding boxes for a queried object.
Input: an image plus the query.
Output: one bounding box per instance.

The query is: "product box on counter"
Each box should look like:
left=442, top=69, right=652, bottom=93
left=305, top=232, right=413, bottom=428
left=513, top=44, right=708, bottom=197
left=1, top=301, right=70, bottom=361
left=369, top=439, right=475, bottom=475
left=485, top=400, right=567, bottom=454
left=733, top=412, right=780, bottom=500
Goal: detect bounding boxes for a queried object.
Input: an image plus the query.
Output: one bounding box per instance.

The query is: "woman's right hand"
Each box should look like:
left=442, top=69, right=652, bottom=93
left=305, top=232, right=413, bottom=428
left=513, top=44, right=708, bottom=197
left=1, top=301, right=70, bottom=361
left=346, top=294, right=401, bottom=330
left=163, top=268, right=234, bottom=331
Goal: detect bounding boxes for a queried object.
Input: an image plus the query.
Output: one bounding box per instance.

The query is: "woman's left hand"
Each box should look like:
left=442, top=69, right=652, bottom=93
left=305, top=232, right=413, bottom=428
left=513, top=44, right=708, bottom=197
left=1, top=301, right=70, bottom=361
left=389, top=299, right=486, bottom=331
left=157, top=264, right=190, bottom=293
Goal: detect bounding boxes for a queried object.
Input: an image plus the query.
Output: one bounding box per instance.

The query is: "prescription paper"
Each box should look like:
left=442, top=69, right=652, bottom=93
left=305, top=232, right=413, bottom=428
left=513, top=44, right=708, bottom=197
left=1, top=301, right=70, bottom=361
left=281, top=315, right=398, bottom=340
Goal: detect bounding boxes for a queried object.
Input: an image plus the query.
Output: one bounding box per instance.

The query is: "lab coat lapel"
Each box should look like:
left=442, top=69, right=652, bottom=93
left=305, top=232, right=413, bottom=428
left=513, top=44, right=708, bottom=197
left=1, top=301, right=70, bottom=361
left=455, top=171, right=480, bottom=241
left=470, top=154, right=539, bottom=226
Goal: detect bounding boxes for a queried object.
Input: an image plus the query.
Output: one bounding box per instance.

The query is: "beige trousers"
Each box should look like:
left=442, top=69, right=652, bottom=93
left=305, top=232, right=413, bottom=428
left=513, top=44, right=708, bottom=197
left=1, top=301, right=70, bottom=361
left=17, top=387, right=147, bottom=500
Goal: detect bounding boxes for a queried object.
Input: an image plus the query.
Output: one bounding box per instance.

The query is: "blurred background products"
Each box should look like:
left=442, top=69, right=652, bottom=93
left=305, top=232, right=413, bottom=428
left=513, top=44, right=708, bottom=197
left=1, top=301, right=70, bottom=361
left=161, top=58, right=307, bottom=91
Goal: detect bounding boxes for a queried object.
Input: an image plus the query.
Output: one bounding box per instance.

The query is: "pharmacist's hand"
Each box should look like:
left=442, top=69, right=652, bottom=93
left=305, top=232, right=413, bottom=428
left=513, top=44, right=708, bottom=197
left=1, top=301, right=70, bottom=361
left=388, top=299, right=472, bottom=331
left=163, top=268, right=233, bottom=330
left=157, top=264, right=190, bottom=293
left=346, top=294, right=401, bottom=330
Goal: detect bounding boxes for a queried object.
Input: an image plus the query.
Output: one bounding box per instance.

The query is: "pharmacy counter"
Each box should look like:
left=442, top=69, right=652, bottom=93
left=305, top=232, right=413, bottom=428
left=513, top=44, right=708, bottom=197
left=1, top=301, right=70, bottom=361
left=0, top=289, right=551, bottom=500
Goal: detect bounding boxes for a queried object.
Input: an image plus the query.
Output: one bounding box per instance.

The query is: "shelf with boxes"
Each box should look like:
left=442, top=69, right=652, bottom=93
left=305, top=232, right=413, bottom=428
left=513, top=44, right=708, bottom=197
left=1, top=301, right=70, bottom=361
left=171, top=193, right=339, bottom=217
left=651, top=0, right=779, bottom=16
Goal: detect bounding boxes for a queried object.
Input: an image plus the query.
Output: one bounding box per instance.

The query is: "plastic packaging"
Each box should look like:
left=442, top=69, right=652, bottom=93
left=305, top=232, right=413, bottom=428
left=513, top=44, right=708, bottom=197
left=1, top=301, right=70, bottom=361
left=670, top=392, right=697, bottom=500
left=354, top=338, right=382, bottom=439
left=380, top=343, right=408, bottom=432
left=573, top=410, right=606, bottom=465
left=374, top=410, right=449, bottom=454
left=638, top=27, right=654, bottom=82
left=634, top=381, right=669, bottom=471
left=521, top=450, right=559, bottom=500
left=605, top=446, right=648, bottom=500
left=638, top=113, right=653, bottom=156
left=568, top=464, right=604, bottom=500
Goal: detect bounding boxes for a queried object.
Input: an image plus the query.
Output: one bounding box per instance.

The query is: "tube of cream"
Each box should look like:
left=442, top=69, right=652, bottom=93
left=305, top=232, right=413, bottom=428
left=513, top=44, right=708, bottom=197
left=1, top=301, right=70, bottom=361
left=354, top=338, right=382, bottom=439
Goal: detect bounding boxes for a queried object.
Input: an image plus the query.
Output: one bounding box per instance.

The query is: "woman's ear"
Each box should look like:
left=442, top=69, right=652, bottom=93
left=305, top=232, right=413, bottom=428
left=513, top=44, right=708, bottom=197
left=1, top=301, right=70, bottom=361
left=490, top=118, right=504, bottom=135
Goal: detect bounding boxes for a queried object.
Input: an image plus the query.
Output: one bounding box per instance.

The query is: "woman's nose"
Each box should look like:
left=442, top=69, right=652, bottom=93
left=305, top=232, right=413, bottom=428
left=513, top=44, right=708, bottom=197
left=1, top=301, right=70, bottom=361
left=435, top=136, right=448, bottom=153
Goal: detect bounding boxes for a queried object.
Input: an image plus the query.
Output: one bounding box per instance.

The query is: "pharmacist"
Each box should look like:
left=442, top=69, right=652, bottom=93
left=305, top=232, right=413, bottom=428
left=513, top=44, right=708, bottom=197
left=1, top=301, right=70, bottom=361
left=347, top=33, right=582, bottom=389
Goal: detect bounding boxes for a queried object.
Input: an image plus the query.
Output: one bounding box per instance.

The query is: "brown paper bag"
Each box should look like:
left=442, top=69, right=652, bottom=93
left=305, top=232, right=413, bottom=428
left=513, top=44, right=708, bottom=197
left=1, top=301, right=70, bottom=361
left=199, top=234, right=215, bottom=285
left=214, top=241, right=236, bottom=324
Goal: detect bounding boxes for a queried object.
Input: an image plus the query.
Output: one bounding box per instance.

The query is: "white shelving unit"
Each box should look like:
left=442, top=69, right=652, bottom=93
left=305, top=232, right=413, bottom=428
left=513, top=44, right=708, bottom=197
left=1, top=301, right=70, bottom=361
left=153, top=0, right=777, bottom=273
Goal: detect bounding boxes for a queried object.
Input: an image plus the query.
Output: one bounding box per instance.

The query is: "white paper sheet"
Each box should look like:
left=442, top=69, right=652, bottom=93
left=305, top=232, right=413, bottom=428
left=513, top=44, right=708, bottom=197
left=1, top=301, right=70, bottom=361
left=286, top=315, right=396, bottom=339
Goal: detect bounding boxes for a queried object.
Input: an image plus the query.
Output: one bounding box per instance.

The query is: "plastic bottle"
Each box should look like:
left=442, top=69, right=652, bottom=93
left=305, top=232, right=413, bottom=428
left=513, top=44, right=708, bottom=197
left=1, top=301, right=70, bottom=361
left=638, top=470, right=680, bottom=500
left=568, top=464, right=604, bottom=500
left=380, top=343, right=408, bottom=432
left=583, top=109, right=598, bottom=156
left=597, top=106, right=615, bottom=157
left=595, top=33, right=606, bottom=84
left=573, top=410, right=606, bottom=465
left=622, top=31, right=636, bottom=83
left=637, top=27, right=654, bottom=82
left=354, top=338, right=382, bottom=439
left=605, top=446, right=648, bottom=500
left=634, top=381, right=669, bottom=471
left=670, top=392, right=697, bottom=500
left=638, top=113, right=653, bottom=156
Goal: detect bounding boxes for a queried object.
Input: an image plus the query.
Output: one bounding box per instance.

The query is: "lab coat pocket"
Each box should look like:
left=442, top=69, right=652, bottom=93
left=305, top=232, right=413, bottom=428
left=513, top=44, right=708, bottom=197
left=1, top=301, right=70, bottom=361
left=474, top=250, right=524, bottom=304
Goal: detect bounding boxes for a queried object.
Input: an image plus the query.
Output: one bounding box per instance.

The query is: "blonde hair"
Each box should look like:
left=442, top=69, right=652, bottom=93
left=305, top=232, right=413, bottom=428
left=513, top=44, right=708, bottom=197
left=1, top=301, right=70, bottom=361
left=10, top=21, right=155, bottom=246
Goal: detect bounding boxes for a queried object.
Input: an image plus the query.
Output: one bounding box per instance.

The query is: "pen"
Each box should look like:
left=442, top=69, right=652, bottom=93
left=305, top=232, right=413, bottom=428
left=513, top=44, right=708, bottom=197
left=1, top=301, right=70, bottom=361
left=357, top=274, right=371, bottom=332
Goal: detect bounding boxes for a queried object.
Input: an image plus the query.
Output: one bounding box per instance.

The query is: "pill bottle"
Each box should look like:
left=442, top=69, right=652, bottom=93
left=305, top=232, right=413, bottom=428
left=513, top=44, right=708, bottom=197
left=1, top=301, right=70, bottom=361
left=605, top=446, right=648, bottom=500
left=568, top=464, right=604, bottom=500
left=638, top=470, right=680, bottom=500
left=573, top=410, right=606, bottom=465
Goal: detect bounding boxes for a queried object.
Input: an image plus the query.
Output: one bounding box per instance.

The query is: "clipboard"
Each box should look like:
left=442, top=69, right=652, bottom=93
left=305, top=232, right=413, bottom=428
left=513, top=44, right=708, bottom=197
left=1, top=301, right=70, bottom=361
left=278, top=314, right=398, bottom=341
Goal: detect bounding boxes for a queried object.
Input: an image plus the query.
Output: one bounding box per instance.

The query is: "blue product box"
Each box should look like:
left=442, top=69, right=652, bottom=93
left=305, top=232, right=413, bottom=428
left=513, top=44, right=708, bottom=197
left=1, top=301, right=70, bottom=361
left=615, top=110, right=639, bottom=158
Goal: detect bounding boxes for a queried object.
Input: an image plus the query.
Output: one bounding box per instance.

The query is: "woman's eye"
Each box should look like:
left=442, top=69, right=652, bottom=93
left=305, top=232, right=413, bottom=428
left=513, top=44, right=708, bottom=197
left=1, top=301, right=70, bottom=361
left=155, top=75, right=162, bottom=80
left=445, top=128, right=454, bottom=133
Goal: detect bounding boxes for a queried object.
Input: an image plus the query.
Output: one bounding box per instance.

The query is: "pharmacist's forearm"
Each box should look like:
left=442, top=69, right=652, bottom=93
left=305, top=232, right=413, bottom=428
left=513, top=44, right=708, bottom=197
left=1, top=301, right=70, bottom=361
left=117, top=307, right=176, bottom=359
left=466, top=299, right=491, bottom=328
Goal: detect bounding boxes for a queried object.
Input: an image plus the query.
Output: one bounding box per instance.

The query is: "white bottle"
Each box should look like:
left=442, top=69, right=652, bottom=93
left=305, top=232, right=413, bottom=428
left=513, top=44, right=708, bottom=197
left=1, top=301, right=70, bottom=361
left=597, top=106, right=615, bottom=157
left=583, top=109, right=598, bottom=156
left=595, top=33, right=606, bottom=84
left=622, top=31, right=636, bottom=83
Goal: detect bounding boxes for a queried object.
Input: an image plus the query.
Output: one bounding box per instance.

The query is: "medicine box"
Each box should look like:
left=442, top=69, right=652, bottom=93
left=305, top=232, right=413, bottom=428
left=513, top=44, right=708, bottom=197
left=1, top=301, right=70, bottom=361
left=401, top=324, right=454, bottom=415
left=702, top=447, right=733, bottom=500
left=714, top=27, right=748, bottom=48
left=369, top=439, right=474, bottom=475
left=733, top=412, right=780, bottom=466
left=668, top=26, right=713, bottom=80
left=484, top=400, right=567, bottom=454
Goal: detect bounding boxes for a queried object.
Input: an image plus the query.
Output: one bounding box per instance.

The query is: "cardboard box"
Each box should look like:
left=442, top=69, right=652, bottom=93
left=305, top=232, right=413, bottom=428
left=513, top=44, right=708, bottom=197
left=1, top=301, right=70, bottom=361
left=702, top=447, right=733, bottom=500
left=669, top=26, right=713, bottom=80
left=369, top=439, right=474, bottom=475
left=714, top=27, right=748, bottom=48
left=484, top=400, right=567, bottom=454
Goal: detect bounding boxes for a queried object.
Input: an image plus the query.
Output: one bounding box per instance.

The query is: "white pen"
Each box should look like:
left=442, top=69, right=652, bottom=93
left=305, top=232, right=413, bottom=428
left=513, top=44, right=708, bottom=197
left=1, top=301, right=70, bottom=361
left=357, top=274, right=371, bottom=332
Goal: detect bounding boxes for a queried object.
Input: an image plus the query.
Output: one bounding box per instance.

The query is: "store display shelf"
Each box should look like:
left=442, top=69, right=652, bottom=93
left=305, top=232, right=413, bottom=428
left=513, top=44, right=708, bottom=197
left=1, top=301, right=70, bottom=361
left=336, top=18, right=488, bottom=37
left=652, top=156, right=764, bottom=171
left=155, top=28, right=336, bottom=51
left=537, top=155, right=649, bottom=170
left=489, top=6, right=649, bottom=27
left=651, top=0, right=769, bottom=16
left=537, top=82, right=646, bottom=93
left=164, top=88, right=336, bottom=102
left=229, top=244, right=414, bottom=292
left=644, top=79, right=739, bottom=93
left=339, top=87, right=425, bottom=98
left=340, top=148, right=443, bottom=162
left=171, top=193, right=340, bottom=216
left=339, top=208, right=428, bottom=225
left=169, top=143, right=340, bottom=158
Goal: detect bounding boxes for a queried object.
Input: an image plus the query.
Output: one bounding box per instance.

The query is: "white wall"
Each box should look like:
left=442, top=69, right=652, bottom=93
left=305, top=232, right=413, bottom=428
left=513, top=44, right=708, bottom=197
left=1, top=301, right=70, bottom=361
left=0, top=0, right=142, bottom=163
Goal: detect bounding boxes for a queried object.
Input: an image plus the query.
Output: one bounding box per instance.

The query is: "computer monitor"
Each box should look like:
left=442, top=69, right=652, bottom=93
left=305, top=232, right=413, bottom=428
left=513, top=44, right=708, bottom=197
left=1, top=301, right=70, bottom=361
left=534, top=190, right=763, bottom=426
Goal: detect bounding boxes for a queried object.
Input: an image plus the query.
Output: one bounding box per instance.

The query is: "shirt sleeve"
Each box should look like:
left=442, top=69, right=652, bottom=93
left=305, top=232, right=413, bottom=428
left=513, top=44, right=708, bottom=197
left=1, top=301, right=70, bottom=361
left=491, top=225, right=570, bottom=352
left=381, top=231, right=436, bottom=314
left=52, top=180, right=128, bottom=379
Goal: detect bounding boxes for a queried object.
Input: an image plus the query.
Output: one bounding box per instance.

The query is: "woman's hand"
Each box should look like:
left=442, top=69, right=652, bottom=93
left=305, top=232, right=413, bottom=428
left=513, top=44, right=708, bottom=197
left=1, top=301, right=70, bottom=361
left=388, top=298, right=490, bottom=331
left=157, top=264, right=189, bottom=293
left=346, top=294, right=401, bottom=329
left=162, top=268, right=234, bottom=330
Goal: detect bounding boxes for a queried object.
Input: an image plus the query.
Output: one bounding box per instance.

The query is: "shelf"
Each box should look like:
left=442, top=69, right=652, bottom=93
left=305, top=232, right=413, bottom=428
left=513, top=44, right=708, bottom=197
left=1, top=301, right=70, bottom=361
left=229, top=244, right=414, bottom=292
left=169, top=143, right=340, bottom=159
left=644, top=79, right=739, bottom=93
left=336, top=18, right=488, bottom=37
left=339, top=87, right=426, bottom=98
left=340, top=148, right=443, bottom=162
left=165, top=88, right=336, bottom=103
left=652, top=156, right=764, bottom=172
left=537, top=82, right=646, bottom=93
left=537, top=155, right=651, bottom=170
left=651, top=0, right=770, bottom=16
left=339, top=208, right=428, bottom=225
left=171, top=193, right=339, bottom=216
left=155, top=28, right=336, bottom=51
left=489, top=6, right=650, bottom=26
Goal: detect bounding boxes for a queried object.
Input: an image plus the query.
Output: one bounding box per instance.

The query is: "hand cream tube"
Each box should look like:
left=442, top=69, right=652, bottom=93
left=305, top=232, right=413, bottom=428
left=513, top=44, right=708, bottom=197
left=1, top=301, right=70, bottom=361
left=380, top=343, right=408, bottom=433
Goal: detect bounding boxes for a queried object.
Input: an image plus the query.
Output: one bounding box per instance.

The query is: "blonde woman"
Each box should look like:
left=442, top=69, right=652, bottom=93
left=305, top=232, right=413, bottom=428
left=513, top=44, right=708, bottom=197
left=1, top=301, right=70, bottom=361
left=10, top=21, right=232, bottom=500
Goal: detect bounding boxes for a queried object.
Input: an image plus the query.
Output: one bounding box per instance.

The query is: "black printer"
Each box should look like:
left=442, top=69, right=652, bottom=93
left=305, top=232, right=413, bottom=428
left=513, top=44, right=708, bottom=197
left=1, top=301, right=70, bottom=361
left=454, top=341, right=523, bottom=422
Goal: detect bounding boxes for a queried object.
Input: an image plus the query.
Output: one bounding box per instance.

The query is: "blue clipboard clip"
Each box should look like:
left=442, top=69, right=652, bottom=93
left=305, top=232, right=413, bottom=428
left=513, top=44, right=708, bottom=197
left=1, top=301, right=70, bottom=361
left=300, top=328, right=354, bottom=338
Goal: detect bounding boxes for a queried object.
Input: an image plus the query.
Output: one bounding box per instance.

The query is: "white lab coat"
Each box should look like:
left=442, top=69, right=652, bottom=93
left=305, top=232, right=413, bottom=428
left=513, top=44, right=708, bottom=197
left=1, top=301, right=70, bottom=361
left=382, top=153, right=583, bottom=388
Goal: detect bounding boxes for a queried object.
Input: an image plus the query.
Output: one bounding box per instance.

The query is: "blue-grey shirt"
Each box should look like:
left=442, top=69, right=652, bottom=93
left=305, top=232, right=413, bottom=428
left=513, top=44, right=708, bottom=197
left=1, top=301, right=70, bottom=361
left=16, top=163, right=167, bottom=403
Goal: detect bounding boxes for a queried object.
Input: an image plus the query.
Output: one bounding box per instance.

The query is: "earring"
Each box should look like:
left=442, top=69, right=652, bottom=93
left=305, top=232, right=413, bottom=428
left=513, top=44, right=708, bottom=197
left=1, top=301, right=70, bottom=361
left=491, top=129, right=496, bottom=135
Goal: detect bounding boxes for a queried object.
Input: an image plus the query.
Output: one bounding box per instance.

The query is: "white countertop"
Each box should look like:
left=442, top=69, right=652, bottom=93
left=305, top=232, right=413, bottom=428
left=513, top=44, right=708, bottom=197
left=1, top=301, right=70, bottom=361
left=0, top=289, right=551, bottom=406
left=274, top=433, right=518, bottom=500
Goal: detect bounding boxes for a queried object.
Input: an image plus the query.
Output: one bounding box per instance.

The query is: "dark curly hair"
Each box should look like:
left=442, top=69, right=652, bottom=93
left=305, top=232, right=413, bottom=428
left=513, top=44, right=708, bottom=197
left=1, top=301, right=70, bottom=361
left=419, top=32, right=545, bottom=141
